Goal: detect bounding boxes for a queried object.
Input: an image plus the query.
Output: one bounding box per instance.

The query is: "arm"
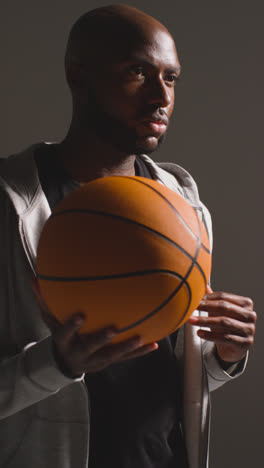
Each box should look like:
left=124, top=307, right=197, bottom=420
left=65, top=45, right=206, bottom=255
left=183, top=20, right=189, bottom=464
left=194, top=205, right=254, bottom=390
left=189, top=286, right=256, bottom=392
left=0, top=190, right=82, bottom=419
left=201, top=336, right=248, bottom=392
left=0, top=338, right=84, bottom=420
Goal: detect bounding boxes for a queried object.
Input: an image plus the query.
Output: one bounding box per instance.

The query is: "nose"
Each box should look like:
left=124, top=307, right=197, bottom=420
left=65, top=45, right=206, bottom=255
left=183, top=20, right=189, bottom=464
left=146, top=75, right=173, bottom=108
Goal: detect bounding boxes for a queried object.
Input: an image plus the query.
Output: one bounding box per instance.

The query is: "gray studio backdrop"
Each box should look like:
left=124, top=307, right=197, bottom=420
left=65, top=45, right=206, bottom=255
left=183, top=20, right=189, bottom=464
left=1, top=1, right=263, bottom=467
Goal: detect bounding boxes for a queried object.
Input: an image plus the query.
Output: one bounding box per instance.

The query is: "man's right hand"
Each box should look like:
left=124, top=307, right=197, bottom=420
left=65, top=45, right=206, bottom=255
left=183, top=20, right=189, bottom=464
left=52, top=314, right=158, bottom=378
left=32, top=277, right=158, bottom=378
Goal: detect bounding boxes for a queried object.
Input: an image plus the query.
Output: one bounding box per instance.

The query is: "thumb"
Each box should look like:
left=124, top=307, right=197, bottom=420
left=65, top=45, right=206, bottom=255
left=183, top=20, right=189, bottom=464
left=206, top=284, right=213, bottom=294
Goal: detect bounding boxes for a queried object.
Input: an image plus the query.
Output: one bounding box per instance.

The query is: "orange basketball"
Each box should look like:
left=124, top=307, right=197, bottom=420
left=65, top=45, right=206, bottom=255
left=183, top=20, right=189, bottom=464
left=36, top=176, right=211, bottom=345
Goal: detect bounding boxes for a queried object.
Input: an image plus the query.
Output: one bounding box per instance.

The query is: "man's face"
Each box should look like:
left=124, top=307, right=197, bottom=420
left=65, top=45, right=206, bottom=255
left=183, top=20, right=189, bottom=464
left=81, top=28, right=181, bottom=155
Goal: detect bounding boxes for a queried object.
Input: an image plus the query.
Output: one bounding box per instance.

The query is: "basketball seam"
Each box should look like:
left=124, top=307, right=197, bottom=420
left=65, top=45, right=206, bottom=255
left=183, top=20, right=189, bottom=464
left=37, top=268, right=198, bottom=282
left=118, top=277, right=192, bottom=333
left=38, top=269, right=192, bottom=334
left=122, top=176, right=210, bottom=254
left=48, top=209, right=208, bottom=286
left=42, top=184, right=208, bottom=335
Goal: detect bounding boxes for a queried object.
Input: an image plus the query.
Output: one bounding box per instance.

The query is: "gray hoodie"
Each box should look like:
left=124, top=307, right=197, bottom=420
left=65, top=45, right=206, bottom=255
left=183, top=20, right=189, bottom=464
left=0, top=143, right=247, bottom=468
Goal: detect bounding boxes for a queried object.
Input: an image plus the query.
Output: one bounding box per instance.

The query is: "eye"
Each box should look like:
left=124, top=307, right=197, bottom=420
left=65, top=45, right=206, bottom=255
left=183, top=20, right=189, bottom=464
left=129, top=65, right=145, bottom=76
left=165, top=74, right=178, bottom=85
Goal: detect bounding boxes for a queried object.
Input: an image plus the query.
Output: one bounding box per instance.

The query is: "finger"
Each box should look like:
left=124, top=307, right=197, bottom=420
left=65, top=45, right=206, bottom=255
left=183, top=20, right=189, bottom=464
left=197, top=301, right=256, bottom=323
left=201, top=291, right=254, bottom=309
left=88, top=335, right=143, bottom=364
left=105, top=335, right=143, bottom=358
left=190, top=316, right=255, bottom=338
left=41, top=308, right=61, bottom=332
left=75, top=326, right=119, bottom=356
left=206, top=285, right=213, bottom=294
left=54, top=314, right=86, bottom=348
left=197, top=329, right=254, bottom=348
left=120, top=342, right=159, bottom=361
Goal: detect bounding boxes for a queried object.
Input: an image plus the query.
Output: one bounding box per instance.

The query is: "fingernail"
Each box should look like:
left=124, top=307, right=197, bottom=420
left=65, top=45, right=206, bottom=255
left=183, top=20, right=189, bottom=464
left=151, top=343, right=159, bottom=350
left=189, top=316, right=198, bottom=322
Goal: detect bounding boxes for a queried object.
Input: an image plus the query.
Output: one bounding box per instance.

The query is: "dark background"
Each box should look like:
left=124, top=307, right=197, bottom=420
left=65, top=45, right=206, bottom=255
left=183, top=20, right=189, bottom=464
left=1, top=1, right=263, bottom=466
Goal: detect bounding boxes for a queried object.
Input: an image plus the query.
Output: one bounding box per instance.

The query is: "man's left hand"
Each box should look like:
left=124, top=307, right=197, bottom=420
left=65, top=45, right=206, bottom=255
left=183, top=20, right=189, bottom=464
left=188, top=286, right=257, bottom=363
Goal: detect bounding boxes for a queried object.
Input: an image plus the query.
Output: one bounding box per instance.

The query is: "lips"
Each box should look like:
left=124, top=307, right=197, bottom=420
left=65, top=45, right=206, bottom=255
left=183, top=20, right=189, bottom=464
left=141, top=113, right=168, bottom=126
left=142, top=122, right=167, bottom=135
left=138, top=113, right=168, bottom=135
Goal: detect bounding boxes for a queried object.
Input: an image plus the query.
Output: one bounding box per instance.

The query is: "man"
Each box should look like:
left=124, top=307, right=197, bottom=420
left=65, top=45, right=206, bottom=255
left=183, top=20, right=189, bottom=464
left=0, top=5, right=256, bottom=468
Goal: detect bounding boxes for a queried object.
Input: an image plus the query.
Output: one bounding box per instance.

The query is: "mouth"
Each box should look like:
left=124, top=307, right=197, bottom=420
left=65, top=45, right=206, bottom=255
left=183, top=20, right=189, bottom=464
left=139, top=120, right=167, bottom=135
left=138, top=113, right=168, bottom=135
left=143, top=122, right=167, bottom=134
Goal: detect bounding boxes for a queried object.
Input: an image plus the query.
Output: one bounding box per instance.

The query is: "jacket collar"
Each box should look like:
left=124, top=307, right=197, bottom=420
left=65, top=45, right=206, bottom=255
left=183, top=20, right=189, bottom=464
left=0, top=143, right=204, bottom=271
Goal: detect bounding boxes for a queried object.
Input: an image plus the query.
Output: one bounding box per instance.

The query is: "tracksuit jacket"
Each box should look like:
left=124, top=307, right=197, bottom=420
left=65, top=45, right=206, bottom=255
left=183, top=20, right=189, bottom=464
left=0, top=143, right=248, bottom=468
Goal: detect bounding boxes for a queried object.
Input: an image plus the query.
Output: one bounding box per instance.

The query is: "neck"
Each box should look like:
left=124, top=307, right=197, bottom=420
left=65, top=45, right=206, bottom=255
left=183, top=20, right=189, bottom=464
left=56, top=126, right=136, bottom=183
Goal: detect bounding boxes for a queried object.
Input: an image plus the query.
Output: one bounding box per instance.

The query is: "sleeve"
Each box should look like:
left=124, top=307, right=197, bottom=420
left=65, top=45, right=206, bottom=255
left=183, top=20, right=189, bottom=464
left=0, top=337, right=84, bottom=420
left=0, top=190, right=83, bottom=420
left=202, top=339, right=248, bottom=392
left=199, top=200, right=248, bottom=392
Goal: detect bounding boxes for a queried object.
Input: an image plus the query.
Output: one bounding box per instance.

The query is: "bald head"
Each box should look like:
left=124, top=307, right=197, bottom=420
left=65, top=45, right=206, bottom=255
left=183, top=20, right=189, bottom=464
left=63, top=5, right=180, bottom=156
left=65, top=4, right=176, bottom=89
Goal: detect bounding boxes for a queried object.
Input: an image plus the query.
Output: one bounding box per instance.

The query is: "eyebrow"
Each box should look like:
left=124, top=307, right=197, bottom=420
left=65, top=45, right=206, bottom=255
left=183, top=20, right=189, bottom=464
left=125, top=55, right=182, bottom=77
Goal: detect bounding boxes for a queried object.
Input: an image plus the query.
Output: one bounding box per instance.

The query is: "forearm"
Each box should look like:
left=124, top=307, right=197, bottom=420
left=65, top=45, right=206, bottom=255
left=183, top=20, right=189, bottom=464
left=0, top=336, right=82, bottom=420
left=202, top=340, right=248, bottom=392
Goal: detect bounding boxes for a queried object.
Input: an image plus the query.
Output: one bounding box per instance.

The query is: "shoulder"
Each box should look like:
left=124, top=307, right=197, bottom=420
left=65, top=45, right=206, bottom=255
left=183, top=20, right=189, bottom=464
left=0, top=143, right=43, bottom=212
left=139, top=154, right=213, bottom=252
left=0, top=144, right=39, bottom=181
left=139, top=154, right=204, bottom=206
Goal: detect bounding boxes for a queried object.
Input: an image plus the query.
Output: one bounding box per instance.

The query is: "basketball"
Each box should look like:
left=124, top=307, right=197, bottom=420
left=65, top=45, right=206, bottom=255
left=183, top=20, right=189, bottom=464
left=36, top=176, right=212, bottom=345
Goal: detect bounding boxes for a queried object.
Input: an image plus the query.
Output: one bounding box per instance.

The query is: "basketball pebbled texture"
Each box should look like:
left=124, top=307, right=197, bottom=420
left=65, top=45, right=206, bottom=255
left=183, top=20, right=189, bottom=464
left=36, top=176, right=212, bottom=345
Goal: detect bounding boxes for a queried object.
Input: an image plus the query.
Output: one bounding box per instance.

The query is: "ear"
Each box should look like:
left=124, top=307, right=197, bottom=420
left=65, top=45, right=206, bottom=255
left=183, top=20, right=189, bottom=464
left=65, top=63, right=90, bottom=91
